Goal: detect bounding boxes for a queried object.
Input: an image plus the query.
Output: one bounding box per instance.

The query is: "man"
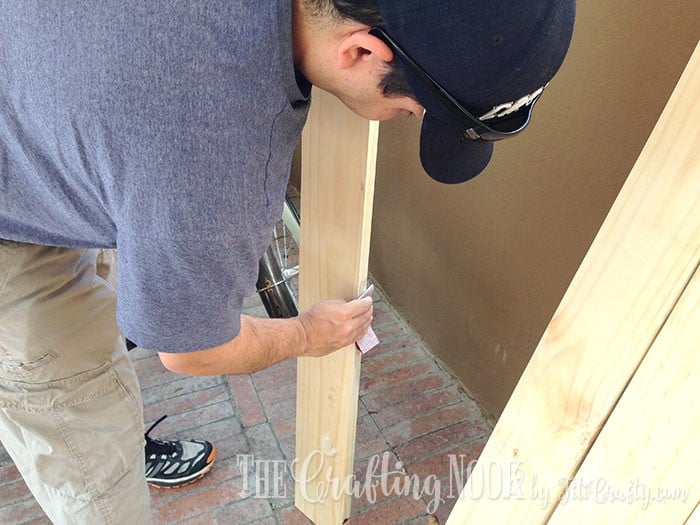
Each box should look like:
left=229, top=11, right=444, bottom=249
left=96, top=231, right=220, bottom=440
left=0, top=0, right=575, bottom=523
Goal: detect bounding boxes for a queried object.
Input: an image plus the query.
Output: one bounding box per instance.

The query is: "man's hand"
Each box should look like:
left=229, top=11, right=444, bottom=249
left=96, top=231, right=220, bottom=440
left=297, top=297, right=374, bottom=357
left=158, top=297, right=374, bottom=376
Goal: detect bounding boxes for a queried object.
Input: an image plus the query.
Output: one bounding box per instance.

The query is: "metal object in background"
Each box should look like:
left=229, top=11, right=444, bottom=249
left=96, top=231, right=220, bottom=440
left=256, top=193, right=301, bottom=319
left=257, top=245, right=298, bottom=319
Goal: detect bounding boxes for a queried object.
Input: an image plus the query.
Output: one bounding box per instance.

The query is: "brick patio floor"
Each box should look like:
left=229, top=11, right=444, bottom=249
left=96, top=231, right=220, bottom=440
left=0, top=289, right=493, bottom=524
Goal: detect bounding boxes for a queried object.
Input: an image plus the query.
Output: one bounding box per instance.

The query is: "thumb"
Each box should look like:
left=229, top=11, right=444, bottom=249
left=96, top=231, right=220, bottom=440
left=345, top=296, right=373, bottom=316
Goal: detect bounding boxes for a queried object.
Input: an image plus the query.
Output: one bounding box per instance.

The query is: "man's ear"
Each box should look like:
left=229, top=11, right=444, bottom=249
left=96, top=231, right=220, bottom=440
left=337, top=29, right=394, bottom=70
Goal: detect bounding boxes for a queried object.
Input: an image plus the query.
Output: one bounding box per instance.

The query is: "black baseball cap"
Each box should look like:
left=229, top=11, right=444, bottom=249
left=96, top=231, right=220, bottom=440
left=375, top=0, right=576, bottom=183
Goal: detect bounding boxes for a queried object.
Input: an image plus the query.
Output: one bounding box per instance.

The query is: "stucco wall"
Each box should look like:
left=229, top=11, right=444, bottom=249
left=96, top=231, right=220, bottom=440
left=368, top=3, right=700, bottom=418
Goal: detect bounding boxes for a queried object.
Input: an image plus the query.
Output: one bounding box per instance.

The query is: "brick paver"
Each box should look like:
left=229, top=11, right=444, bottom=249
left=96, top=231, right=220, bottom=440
left=0, top=291, right=492, bottom=524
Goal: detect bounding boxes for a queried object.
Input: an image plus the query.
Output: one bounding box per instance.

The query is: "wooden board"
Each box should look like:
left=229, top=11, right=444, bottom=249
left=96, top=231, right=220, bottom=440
left=445, top=41, right=700, bottom=524
left=294, top=87, right=379, bottom=524
left=547, top=265, right=699, bottom=524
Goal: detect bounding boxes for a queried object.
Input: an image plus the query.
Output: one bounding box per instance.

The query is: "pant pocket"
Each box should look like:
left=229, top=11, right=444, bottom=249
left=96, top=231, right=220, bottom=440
left=0, top=348, right=58, bottom=380
left=0, top=362, right=145, bottom=501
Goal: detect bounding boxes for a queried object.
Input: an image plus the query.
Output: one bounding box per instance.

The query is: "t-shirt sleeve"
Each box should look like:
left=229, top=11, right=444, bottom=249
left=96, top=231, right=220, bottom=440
left=115, top=230, right=268, bottom=353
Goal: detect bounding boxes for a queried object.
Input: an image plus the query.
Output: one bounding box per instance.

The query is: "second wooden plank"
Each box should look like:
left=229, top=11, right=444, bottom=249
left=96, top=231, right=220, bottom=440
left=445, top=42, right=700, bottom=525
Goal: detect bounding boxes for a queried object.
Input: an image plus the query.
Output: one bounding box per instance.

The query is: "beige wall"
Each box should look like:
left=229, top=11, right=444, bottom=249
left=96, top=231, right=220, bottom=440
left=369, top=3, right=700, bottom=419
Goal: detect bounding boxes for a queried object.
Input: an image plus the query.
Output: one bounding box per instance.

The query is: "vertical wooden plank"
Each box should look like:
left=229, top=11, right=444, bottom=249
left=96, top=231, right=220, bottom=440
left=445, top=42, right=700, bottom=524
left=294, top=87, right=379, bottom=524
left=547, top=266, right=699, bottom=524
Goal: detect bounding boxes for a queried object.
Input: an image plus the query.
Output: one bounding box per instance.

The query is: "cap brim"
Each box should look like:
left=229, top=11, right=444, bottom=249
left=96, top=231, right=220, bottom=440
left=419, top=114, right=494, bottom=184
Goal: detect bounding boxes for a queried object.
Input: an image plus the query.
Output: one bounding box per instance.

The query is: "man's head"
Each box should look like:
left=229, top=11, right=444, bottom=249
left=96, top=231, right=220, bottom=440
left=303, top=1, right=413, bottom=99
left=295, top=0, right=576, bottom=183
left=294, top=0, right=422, bottom=121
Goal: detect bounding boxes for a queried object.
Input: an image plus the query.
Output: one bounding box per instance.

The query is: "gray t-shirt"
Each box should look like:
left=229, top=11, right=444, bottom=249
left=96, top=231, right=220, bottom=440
left=0, top=1, right=310, bottom=352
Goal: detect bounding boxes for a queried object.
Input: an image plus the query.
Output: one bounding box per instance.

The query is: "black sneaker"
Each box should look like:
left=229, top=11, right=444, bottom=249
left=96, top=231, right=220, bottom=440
left=144, top=415, right=216, bottom=489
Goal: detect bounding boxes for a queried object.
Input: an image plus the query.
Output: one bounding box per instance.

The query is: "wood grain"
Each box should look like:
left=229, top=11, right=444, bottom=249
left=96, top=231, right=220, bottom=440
left=294, top=87, right=379, bottom=524
left=548, top=265, right=699, bottom=524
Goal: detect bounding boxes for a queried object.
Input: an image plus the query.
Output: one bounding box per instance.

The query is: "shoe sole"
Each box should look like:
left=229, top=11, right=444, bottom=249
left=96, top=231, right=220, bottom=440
left=147, top=446, right=217, bottom=489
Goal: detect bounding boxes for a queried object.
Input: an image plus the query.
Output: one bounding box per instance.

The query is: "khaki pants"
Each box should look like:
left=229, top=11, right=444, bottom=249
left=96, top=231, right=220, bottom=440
left=0, top=240, right=152, bottom=524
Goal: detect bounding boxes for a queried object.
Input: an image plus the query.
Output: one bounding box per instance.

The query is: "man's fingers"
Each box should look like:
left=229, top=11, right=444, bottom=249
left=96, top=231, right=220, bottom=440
left=298, top=297, right=377, bottom=357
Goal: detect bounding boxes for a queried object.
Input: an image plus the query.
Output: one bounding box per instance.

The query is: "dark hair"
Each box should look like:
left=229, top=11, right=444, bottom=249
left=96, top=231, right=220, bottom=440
left=308, top=0, right=414, bottom=98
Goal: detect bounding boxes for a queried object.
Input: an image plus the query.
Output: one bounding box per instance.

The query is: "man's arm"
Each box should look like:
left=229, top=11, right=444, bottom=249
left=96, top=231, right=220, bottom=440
left=158, top=297, right=373, bottom=376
